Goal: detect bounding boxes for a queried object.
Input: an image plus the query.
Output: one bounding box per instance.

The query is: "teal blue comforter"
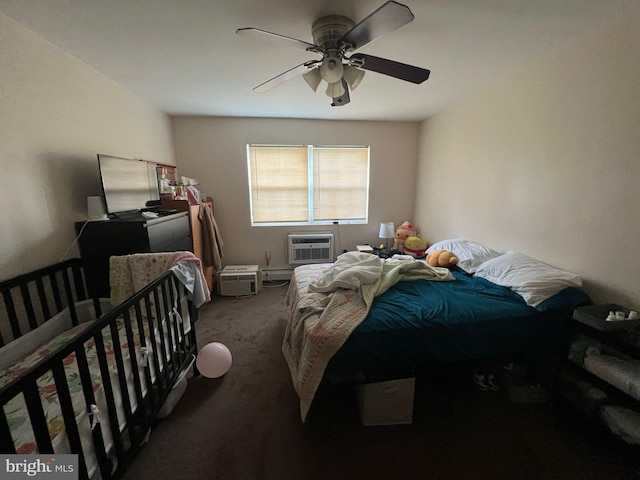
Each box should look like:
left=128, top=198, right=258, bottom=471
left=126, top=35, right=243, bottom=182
left=326, top=269, right=590, bottom=376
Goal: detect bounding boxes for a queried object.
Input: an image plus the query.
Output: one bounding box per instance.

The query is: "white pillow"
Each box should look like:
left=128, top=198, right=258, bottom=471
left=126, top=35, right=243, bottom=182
left=426, top=239, right=501, bottom=274
left=474, top=251, right=582, bottom=307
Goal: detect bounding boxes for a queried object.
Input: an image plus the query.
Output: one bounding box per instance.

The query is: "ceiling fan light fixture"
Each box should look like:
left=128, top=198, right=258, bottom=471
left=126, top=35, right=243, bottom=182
left=237, top=1, right=430, bottom=105
left=343, top=65, right=365, bottom=90
left=302, top=67, right=322, bottom=92
left=325, top=81, right=345, bottom=98
left=320, top=55, right=344, bottom=84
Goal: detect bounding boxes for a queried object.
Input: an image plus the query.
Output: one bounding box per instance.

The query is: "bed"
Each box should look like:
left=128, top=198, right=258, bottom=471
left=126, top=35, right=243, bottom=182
left=0, top=256, right=204, bottom=479
left=283, top=240, right=591, bottom=420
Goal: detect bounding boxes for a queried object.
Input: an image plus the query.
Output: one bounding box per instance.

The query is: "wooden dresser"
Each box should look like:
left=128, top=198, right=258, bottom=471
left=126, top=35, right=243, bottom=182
left=161, top=196, right=216, bottom=292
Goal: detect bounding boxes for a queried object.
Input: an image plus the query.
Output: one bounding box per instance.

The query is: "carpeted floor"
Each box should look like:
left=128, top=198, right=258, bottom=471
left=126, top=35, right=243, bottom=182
left=122, top=283, right=639, bottom=480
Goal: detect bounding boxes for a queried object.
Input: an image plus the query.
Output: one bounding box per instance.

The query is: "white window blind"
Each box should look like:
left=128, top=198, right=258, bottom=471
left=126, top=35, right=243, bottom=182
left=247, top=145, right=369, bottom=226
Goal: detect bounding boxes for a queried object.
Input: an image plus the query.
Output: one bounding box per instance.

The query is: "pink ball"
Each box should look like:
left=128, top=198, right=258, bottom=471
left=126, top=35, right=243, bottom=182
left=196, top=342, right=232, bottom=378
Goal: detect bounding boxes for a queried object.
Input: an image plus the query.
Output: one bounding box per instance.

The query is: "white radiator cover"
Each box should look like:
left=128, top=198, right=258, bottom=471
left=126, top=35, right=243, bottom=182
left=288, top=232, right=334, bottom=264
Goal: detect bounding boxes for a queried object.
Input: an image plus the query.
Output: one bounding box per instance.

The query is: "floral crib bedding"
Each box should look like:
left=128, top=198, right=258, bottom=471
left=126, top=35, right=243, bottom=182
left=0, top=313, right=176, bottom=477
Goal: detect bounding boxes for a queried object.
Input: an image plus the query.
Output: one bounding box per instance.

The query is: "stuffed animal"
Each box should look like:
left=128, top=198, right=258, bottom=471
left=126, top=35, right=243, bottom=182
left=393, top=221, right=415, bottom=251
left=426, top=249, right=459, bottom=268
left=403, top=236, right=427, bottom=258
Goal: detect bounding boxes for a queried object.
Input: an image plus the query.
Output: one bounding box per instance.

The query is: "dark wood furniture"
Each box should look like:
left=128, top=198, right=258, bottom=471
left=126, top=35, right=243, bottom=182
left=76, top=211, right=192, bottom=298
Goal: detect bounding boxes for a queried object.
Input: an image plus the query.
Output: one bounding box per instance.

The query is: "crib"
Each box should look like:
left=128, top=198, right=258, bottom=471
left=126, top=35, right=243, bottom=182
left=0, top=258, right=199, bottom=479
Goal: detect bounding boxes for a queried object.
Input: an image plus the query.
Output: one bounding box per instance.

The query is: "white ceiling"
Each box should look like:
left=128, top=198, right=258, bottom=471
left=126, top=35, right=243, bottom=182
left=3, top=0, right=639, bottom=121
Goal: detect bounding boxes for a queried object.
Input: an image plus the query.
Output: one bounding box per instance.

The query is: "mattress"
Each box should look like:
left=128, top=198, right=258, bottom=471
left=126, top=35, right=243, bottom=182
left=299, top=267, right=588, bottom=376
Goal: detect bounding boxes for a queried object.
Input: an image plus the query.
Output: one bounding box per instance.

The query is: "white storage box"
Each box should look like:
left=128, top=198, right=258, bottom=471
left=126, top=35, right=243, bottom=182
left=157, top=355, right=195, bottom=419
left=573, top=304, right=639, bottom=331
left=356, top=377, right=415, bottom=426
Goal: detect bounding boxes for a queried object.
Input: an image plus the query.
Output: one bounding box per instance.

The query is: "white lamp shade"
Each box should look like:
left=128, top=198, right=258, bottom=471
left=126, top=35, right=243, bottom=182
left=303, top=67, right=322, bottom=92
left=343, top=65, right=365, bottom=90
left=325, top=80, right=345, bottom=98
left=87, top=196, right=107, bottom=220
left=379, top=222, right=395, bottom=239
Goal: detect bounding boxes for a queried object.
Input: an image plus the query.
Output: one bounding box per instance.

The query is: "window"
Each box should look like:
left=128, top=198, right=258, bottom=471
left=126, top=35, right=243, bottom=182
left=247, top=144, right=370, bottom=226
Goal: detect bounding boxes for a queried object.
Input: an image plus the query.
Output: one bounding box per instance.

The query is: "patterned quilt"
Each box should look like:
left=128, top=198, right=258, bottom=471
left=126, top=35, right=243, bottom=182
left=1, top=315, right=160, bottom=468
left=283, top=253, right=453, bottom=421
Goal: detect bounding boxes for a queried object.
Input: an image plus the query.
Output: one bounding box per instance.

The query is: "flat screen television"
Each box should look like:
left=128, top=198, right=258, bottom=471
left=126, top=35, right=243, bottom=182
left=97, top=154, right=159, bottom=214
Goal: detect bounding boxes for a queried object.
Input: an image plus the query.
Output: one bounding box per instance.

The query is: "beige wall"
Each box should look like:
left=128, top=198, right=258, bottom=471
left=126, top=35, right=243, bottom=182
left=6, top=7, right=637, bottom=308
left=415, top=15, right=640, bottom=307
left=0, top=13, right=175, bottom=280
left=171, top=116, right=420, bottom=269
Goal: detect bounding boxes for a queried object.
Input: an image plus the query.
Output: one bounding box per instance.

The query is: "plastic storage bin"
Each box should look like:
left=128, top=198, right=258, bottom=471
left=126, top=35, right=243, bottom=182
left=356, top=377, right=415, bottom=426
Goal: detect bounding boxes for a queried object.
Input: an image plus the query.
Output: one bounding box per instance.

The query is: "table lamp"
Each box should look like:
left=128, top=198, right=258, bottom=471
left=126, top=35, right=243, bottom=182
left=379, top=222, right=395, bottom=253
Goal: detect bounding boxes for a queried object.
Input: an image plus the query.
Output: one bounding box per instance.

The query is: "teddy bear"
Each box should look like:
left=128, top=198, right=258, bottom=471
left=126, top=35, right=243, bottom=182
left=403, top=236, right=427, bottom=258
left=393, top=221, right=415, bottom=251
left=426, top=249, right=459, bottom=268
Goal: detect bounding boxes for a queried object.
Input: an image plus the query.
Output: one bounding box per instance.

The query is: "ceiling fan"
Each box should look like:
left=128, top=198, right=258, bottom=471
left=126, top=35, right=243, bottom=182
left=236, top=1, right=430, bottom=107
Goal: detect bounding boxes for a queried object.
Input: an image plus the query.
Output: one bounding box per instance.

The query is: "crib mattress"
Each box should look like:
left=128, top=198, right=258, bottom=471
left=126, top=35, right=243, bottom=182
left=1, top=314, right=173, bottom=475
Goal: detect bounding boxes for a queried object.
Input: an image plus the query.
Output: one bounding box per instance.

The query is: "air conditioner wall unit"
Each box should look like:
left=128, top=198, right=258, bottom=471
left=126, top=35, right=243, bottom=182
left=288, top=232, right=334, bottom=264
left=217, top=265, right=263, bottom=296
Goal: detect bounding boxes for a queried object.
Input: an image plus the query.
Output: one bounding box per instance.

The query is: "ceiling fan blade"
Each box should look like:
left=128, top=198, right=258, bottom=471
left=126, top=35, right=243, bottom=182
left=236, top=28, right=319, bottom=52
left=349, top=53, right=430, bottom=84
left=331, top=79, right=351, bottom=107
left=339, top=1, right=414, bottom=51
left=253, top=61, right=320, bottom=93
